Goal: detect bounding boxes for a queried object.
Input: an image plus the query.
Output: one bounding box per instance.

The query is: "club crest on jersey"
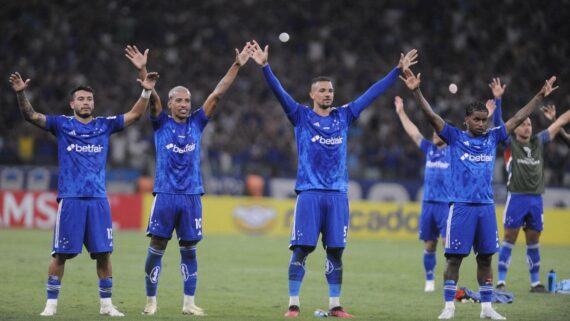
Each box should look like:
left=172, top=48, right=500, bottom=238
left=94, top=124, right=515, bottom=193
left=166, top=143, right=196, bottom=153
left=460, top=153, right=492, bottom=162
left=66, top=144, right=103, bottom=153
left=311, top=135, right=343, bottom=145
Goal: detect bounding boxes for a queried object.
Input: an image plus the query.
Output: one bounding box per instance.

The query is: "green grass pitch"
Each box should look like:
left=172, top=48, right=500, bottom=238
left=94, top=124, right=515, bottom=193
left=1, top=229, right=569, bottom=320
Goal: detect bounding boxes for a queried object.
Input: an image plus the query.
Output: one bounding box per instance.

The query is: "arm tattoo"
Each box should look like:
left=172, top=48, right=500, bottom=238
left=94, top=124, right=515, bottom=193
left=17, top=91, right=46, bottom=128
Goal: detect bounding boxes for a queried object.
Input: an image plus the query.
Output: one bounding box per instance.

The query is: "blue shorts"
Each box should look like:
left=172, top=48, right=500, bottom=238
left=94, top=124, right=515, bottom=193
left=289, top=190, right=349, bottom=249
left=419, top=201, right=449, bottom=241
left=52, top=198, right=113, bottom=257
left=147, top=193, right=203, bottom=242
left=503, top=193, right=543, bottom=232
left=445, top=203, right=499, bottom=256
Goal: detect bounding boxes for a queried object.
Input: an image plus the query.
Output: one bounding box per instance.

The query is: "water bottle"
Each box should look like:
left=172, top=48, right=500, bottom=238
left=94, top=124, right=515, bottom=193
left=314, top=309, right=328, bottom=317
left=547, top=269, right=556, bottom=293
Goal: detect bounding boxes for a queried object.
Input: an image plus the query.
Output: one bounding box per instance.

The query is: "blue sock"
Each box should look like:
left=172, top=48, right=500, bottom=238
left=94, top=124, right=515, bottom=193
left=99, top=278, right=112, bottom=299
left=47, top=275, right=61, bottom=299
left=325, top=248, right=344, bottom=298
left=180, top=246, right=197, bottom=296
left=423, top=250, right=436, bottom=281
left=479, top=281, right=493, bottom=303
left=145, top=247, right=165, bottom=297
left=497, top=241, right=513, bottom=283
left=289, top=247, right=311, bottom=297
left=526, top=243, right=540, bottom=285
left=443, top=280, right=456, bottom=302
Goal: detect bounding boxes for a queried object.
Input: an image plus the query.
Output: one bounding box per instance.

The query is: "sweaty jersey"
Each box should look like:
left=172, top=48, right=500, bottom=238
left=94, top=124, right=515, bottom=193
left=262, top=64, right=399, bottom=192
left=506, top=130, right=549, bottom=194
left=438, top=123, right=509, bottom=203
left=45, top=115, right=124, bottom=198
left=419, top=138, right=451, bottom=202
left=151, top=109, right=208, bottom=195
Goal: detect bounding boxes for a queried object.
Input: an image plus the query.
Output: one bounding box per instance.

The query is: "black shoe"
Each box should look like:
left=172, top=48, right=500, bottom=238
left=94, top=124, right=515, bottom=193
left=496, top=283, right=506, bottom=291
left=530, top=284, right=548, bottom=293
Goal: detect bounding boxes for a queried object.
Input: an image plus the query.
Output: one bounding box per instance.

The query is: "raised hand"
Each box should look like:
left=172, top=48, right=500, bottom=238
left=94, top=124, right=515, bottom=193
left=394, top=96, right=404, bottom=114
left=125, top=45, right=149, bottom=70
left=540, top=76, right=558, bottom=97
left=541, top=105, right=556, bottom=121
left=399, top=69, right=421, bottom=91
left=9, top=72, right=31, bottom=92
left=488, top=78, right=506, bottom=98
left=138, top=72, right=159, bottom=90
left=250, top=40, right=269, bottom=66
left=485, top=99, right=496, bottom=116
left=398, top=49, right=418, bottom=70
left=235, top=42, right=253, bottom=67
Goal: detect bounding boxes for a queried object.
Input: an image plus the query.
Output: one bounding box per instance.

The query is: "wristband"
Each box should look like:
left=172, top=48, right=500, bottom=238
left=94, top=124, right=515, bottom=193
left=141, top=89, right=151, bottom=99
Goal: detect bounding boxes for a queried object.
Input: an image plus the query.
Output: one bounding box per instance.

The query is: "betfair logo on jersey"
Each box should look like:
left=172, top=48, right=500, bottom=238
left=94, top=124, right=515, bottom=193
left=166, top=143, right=196, bottom=153
left=311, top=135, right=343, bottom=145
left=66, top=144, right=103, bottom=153
left=460, top=153, right=493, bottom=162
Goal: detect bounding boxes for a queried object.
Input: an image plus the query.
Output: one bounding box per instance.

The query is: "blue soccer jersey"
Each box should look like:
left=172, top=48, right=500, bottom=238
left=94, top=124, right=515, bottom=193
left=438, top=123, right=509, bottom=203
left=151, top=109, right=208, bottom=195
left=262, top=64, right=399, bottom=192
left=45, top=115, right=124, bottom=198
left=419, top=138, right=451, bottom=202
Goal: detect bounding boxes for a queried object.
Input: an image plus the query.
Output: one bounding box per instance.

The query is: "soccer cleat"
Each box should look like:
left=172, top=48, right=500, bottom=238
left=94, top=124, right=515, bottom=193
left=438, top=307, right=455, bottom=319
left=495, top=283, right=506, bottom=292
left=284, top=305, right=300, bottom=317
left=100, top=304, right=125, bottom=317
left=530, top=284, right=547, bottom=293
left=182, top=303, right=206, bottom=316
left=142, top=301, right=157, bottom=315
left=40, top=301, right=57, bottom=316
left=480, top=307, right=506, bottom=320
left=328, top=306, right=353, bottom=318
left=424, top=280, right=435, bottom=292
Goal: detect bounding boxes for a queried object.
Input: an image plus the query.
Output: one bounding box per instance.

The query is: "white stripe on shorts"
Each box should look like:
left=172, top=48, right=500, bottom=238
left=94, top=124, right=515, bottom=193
left=54, top=199, right=63, bottom=249
left=445, top=203, right=454, bottom=249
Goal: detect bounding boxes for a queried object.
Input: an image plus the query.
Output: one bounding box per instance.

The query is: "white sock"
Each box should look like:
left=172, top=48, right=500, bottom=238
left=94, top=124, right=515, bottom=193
left=289, top=296, right=300, bottom=307
left=146, top=296, right=156, bottom=304
left=184, top=295, right=195, bottom=306
left=329, top=297, right=340, bottom=309
left=445, top=301, right=455, bottom=309
left=45, top=299, right=58, bottom=306
left=100, top=298, right=112, bottom=307
left=531, top=281, right=541, bottom=287
left=481, top=302, right=492, bottom=310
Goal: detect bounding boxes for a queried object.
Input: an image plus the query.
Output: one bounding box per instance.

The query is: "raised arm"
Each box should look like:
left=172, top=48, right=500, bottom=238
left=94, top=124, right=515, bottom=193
left=203, top=42, right=252, bottom=117
left=504, top=76, right=557, bottom=133
left=125, top=45, right=162, bottom=117
left=123, top=72, right=160, bottom=127
left=251, top=40, right=298, bottom=114
left=350, top=49, right=418, bottom=114
left=400, top=69, right=445, bottom=132
left=542, top=105, right=570, bottom=144
left=394, top=96, right=423, bottom=146
left=488, top=77, right=506, bottom=127
left=9, top=72, right=46, bottom=129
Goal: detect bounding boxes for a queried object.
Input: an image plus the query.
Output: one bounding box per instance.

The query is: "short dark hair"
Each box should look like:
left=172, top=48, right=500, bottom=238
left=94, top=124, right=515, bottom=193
left=465, top=102, right=487, bottom=116
left=70, top=86, right=94, bottom=99
left=311, top=76, right=333, bottom=86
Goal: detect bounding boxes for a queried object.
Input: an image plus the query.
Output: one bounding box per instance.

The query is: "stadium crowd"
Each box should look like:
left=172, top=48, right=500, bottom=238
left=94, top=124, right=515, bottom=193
left=1, top=0, right=569, bottom=186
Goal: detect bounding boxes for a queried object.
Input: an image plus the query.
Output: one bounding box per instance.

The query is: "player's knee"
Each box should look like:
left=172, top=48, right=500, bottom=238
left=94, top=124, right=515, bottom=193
left=326, top=247, right=344, bottom=261
left=294, top=245, right=316, bottom=255
left=445, top=254, right=463, bottom=267
left=178, top=240, right=198, bottom=248
left=91, top=252, right=111, bottom=261
left=150, top=236, right=169, bottom=250
left=424, top=240, right=437, bottom=252
left=476, top=253, right=493, bottom=267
